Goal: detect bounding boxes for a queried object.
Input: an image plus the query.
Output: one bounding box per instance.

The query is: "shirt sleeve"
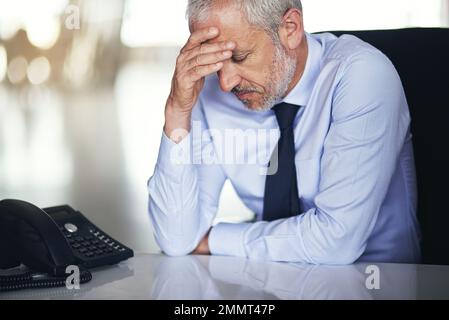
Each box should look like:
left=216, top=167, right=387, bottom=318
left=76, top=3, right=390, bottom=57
left=147, top=99, right=227, bottom=256
left=209, top=49, right=411, bottom=264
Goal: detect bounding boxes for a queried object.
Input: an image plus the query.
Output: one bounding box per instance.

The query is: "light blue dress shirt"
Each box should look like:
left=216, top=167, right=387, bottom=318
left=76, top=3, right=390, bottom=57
left=148, top=32, right=421, bottom=264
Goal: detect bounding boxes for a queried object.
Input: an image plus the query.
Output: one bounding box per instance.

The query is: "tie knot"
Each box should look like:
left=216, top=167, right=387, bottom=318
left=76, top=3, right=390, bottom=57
left=272, top=102, right=301, bottom=130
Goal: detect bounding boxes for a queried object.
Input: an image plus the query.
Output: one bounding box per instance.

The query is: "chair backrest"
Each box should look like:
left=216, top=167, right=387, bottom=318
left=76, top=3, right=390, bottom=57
left=329, top=28, right=449, bottom=265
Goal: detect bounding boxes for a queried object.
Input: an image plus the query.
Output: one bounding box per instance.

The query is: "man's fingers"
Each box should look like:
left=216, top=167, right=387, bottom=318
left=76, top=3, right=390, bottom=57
left=188, top=62, right=223, bottom=82
left=183, top=41, right=236, bottom=61
left=181, top=27, right=219, bottom=53
left=184, top=50, right=232, bottom=71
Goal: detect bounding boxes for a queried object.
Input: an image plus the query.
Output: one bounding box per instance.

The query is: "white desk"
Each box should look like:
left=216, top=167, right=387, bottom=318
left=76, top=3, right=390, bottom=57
left=1, top=253, right=449, bottom=300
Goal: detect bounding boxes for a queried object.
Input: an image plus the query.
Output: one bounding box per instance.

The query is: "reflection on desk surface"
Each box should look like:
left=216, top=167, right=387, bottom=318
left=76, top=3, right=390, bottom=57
left=1, top=254, right=449, bottom=300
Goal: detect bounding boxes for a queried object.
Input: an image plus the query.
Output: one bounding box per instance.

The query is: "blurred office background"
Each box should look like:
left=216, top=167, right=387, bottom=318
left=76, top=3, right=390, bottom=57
left=0, top=0, right=448, bottom=254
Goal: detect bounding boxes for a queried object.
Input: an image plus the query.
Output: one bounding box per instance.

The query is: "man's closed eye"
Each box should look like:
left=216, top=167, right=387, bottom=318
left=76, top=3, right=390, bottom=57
left=232, top=54, right=249, bottom=63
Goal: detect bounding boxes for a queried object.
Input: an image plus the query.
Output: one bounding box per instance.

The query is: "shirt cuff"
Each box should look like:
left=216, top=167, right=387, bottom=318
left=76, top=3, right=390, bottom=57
left=155, top=131, right=192, bottom=183
left=209, top=222, right=252, bottom=258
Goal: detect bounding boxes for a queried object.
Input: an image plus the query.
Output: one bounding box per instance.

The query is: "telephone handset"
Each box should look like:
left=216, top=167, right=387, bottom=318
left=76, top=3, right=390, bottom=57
left=0, top=199, right=133, bottom=292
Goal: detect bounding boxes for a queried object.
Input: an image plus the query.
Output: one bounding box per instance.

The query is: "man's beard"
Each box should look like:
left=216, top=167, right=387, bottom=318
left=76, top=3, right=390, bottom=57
left=232, top=43, right=297, bottom=112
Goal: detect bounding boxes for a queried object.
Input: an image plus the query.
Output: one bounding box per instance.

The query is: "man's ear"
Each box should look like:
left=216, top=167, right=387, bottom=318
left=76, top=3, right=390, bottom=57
left=278, top=8, right=304, bottom=50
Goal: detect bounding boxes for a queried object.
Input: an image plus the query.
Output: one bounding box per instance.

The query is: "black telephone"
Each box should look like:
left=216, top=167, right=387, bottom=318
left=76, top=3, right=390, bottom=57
left=0, top=199, right=133, bottom=292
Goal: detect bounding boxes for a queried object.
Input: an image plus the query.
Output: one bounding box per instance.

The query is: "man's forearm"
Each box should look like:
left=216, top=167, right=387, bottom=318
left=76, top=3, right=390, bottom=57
left=164, top=99, right=192, bottom=144
left=147, top=132, right=204, bottom=256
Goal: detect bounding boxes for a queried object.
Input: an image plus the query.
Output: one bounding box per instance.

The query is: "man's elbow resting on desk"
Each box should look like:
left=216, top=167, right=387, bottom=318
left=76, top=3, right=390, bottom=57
left=155, top=238, right=199, bottom=257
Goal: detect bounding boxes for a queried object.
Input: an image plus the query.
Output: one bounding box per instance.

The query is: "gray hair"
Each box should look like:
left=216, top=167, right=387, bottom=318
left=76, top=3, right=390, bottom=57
left=186, top=0, right=303, bottom=41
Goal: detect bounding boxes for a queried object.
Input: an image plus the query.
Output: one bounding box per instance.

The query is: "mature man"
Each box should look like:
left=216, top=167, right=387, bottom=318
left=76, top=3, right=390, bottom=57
left=148, top=0, right=421, bottom=264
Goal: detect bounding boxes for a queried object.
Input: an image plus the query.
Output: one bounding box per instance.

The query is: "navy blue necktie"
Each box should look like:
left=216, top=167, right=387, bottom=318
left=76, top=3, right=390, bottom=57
left=263, top=102, right=301, bottom=222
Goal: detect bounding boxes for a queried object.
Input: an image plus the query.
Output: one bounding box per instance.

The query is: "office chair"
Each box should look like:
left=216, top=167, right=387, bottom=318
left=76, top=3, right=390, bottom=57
left=328, top=28, right=449, bottom=265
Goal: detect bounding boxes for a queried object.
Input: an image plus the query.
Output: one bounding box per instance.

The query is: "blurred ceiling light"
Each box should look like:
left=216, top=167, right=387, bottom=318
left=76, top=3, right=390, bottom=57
left=25, top=17, right=61, bottom=50
left=7, top=56, right=28, bottom=84
left=0, top=0, right=67, bottom=43
left=0, top=45, right=7, bottom=82
left=27, top=56, right=51, bottom=85
left=0, top=20, right=21, bottom=40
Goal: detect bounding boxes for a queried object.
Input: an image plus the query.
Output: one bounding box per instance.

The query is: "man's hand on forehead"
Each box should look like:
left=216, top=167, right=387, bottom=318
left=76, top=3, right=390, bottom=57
left=164, top=26, right=236, bottom=141
left=178, top=27, right=236, bottom=76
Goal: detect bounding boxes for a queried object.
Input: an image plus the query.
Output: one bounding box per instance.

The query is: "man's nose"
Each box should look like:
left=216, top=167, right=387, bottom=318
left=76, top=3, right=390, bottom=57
left=218, top=63, right=241, bottom=92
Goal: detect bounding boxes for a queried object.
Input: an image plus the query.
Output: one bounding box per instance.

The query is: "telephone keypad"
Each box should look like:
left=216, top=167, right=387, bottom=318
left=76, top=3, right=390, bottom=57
left=62, top=227, right=125, bottom=259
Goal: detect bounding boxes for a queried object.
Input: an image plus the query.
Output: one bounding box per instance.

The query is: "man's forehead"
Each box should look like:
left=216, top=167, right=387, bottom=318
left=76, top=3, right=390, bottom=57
left=191, top=6, right=257, bottom=47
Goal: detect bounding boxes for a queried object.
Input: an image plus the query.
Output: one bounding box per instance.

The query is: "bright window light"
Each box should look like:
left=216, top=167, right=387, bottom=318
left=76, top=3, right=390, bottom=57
left=121, top=0, right=190, bottom=47
left=120, top=0, right=447, bottom=47
left=302, top=0, right=447, bottom=32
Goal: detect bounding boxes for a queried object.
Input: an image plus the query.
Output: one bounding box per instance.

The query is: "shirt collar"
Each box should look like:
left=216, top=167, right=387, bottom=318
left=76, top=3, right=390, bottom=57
left=282, top=33, right=322, bottom=107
